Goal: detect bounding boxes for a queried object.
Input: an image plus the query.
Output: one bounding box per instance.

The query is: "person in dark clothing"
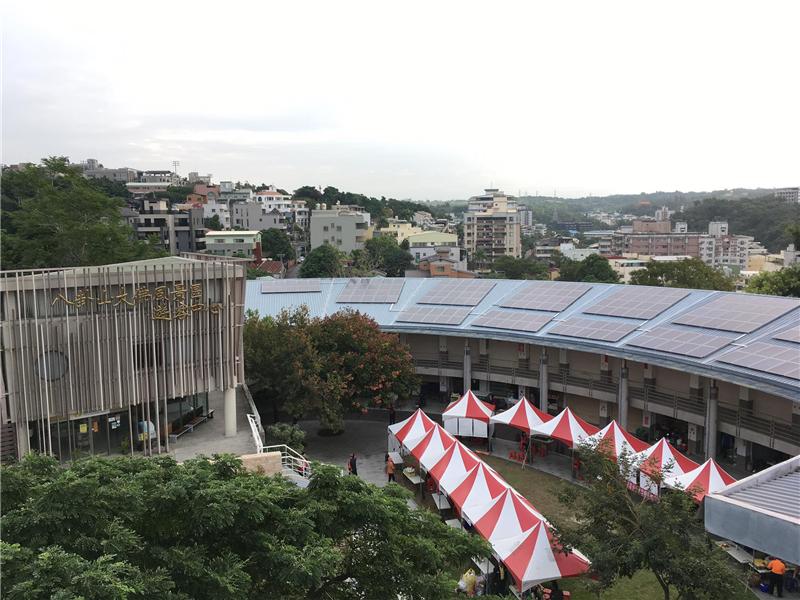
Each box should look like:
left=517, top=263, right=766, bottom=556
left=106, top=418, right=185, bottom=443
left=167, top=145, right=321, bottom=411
left=548, top=581, right=564, bottom=600
left=389, top=405, right=396, bottom=425
left=347, top=453, right=358, bottom=476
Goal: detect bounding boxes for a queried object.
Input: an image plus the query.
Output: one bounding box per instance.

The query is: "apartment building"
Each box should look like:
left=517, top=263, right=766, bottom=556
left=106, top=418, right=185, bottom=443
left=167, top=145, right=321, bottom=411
left=80, top=158, right=139, bottom=183
left=203, top=201, right=231, bottom=229
left=254, top=185, right=292, bottom=210
left=231, top=203, right=286, bottom=231
left=291, top=200, right=310, bottom=230
left=462, top=189, right=522, bottom=265
left=310, top=203, right=372, bottom=252
left=407, top=231, right=459, bottom=263
left=774, top=187, right=800, bottom=203
left=204, top=231, right=262, bottom=258
left=412, top=211, right=435, bottom=227
left=127, top=199, right=206, bottom=254
left=377, top=219, right=423, bottom=243
left=609, top=232, right=701, bottom=257
left=140, top=170, right=181, bottom=184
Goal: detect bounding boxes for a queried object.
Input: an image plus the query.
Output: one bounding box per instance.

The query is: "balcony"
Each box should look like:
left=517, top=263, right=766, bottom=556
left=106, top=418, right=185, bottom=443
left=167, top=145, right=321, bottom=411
left=718, top=405, right=800, bottom=451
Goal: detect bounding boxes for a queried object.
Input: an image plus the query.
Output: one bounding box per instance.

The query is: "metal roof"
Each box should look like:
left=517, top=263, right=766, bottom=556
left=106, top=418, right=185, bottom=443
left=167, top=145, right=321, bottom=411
left=244, top=278, right=800, bottom=400
left=725, top=468, right=800, bottom=520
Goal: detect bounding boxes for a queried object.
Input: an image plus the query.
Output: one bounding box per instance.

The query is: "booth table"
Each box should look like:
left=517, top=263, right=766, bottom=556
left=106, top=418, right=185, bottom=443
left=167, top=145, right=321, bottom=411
left=715, top=540, right=752, bottom=564
left=445, top=518, right=463, bottom=530
left=388, top=451, right=404, bottom=466
left=431, top=492, right=451, bottom=511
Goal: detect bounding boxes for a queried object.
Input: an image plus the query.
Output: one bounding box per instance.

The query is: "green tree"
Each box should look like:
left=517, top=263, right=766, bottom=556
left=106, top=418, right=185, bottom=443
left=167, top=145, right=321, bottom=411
left=491, top=256, right=549, bottom=280
left=364, top=236, right=413, bottom=277
left=629, top=258, right=736, bottom=291
left=1, top=158, right=165, bottom=269
left=293, top=186, right=323, bottom=202
left=745, top=264, right=800, bottom=297
left=1, top=454, right=488, bottom=600
left=549, top=446, right=743, bottom=600
left=204, top=214, right=223, bottom=230
left=260, top=228, right=296, bottom=261
left=300, top=245, right=344, bottom=278
left=558, top=254, right=620, bottom=283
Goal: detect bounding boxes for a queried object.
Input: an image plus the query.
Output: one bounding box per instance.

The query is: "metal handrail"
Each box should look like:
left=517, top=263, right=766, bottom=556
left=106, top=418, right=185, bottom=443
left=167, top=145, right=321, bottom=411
left=262, top=443, right=312, bottom=479
left=246, top=413, right=264, bottom=454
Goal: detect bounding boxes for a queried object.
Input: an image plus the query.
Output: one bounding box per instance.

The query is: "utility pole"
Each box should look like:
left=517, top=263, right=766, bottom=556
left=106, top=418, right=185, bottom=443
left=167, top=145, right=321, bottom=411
left=171, top=160, right=180, bottom=175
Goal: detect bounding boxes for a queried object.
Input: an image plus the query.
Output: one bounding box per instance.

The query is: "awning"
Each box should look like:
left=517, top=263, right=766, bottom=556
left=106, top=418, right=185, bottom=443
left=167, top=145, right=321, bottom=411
left=529, top=407, right=599, bottom=448
left=490, top=396, right=552, bottom=434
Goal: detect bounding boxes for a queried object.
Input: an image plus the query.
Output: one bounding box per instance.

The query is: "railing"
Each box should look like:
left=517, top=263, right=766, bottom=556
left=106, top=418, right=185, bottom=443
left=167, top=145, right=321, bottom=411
left=263, top=443, right=312, bottom=479
left=630, top=384, right=705, bottom=417
left=551, top=369, right=618, bottom=398
left=718, top=406, right=800, bottom=448
left=246, top=414, right=264, bottom=454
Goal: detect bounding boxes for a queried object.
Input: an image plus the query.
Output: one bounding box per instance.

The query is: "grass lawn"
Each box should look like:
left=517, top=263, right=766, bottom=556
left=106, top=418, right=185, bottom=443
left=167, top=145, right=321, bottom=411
left=485, top=456, right=755, bottom=600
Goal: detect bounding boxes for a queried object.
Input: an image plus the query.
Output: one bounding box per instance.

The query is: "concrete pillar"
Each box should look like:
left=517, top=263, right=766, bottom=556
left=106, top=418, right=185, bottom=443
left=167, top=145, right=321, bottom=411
left=643, top=363, right=655, bottom=387
left=479, top=378, right=490, bottom=395
left=538, top=351, right=549, bottom=413
left=463, top=343, right=472, bottom=394
left=517, top=384, right=527, bottom=401
left=705, top=383, right=718, bottom=460
left=600, top=354, right=612, bottom=383
left=617, top=365, right=629, bottom=430
left=559, top=348, right=569, bottom=374
left=224, top=387, right=237, bottom=437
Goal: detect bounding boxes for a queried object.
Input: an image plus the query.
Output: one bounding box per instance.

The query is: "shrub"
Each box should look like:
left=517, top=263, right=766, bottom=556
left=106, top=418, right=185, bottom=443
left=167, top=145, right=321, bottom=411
left=265, top=423, right=306, bottom=452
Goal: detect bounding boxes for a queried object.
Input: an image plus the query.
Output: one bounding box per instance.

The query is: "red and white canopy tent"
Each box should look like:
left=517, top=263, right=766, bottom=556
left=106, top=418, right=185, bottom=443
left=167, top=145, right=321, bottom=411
left=489, top=396, right=552, bottom=433
left=409, top=423, right=457, bottom=471
left=631, top=437, right=700, bottom=497
left=428, top=440, right=482, bottom=494
left=585, top=420, right=650, bottom=462
left=387, top=408, right=436, bottom=453
left=449, top=462, right=509, bottom=515
left=442, top=390, right=495, bottom=438
left=529, top=407, right=600, bottom=448
left=663, top=459, right=736, bottom=502
left=470, top=488, right=546, bottom=542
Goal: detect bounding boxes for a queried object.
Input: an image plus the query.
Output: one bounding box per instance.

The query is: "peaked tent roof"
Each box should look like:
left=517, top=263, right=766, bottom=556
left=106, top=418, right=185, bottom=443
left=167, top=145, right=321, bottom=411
left=632, top=437, right=700, bottom=479
left=585, top=420, right=650, bottom=461
left=490, top=396, right=552, bottom=433
left=409, top=424, right=457, bottom=471
left=529, top=407, right=600, bottom=448
left=428, top=441, right=481, bottom=494
left=388, top=408, right=437, bottom=448
left=471, top=488, right=545, bottom=543
left=492, top=522, right=591, bottom=591
left=664, top=459, right=736, bottom=502
left=442, top=390, right=495, bottom=422
left=449, top=463, right=509, bottom=514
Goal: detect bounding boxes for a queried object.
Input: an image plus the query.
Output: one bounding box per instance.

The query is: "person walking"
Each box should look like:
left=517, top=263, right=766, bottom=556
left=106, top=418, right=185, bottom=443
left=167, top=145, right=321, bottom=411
left=388, top=405, right=396, bottom=425
left=386, top=454, right=396, bottom=483
left=347, top=452, right=358, bottom=476
left=767, top=556, right=786, bottom=597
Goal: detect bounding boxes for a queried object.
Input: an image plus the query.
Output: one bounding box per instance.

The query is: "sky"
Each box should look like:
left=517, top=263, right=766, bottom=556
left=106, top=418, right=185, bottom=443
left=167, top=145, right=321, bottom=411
left=2, top=1, right=799, bottom=201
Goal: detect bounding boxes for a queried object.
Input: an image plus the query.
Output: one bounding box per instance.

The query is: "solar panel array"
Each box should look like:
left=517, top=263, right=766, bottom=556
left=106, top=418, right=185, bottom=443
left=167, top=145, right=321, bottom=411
left=472, top=310, right=553, bottom=333
left=395, top=306, right=472, bottom=326
left=584, top=286, right=689, bottom=320
left=500, top=281, right=593, bottom=312
left=626, top=327, right=733, bottom=358
left=672, top=295, right=800, bottom=333
left=718, top=342, right=800, bottom=380
left=337, top=278, right=405, bottom=303
left=549, top=317, right=640, bottom=342
left=772, top=327, right=800, bottom=344
left=418, top=280, right=496, bottom=306
left=261, top=280, right=322, bottom=294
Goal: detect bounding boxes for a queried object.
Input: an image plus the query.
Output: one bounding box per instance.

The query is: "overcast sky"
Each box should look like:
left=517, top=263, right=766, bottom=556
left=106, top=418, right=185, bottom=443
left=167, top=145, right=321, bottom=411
left=3, top=1, right=798, bottom=200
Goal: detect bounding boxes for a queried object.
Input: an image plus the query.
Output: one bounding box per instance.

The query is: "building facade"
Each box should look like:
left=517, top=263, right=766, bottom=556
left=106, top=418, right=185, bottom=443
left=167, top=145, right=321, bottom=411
left=376, top=219, right=423, bottom=243
left=310, top=204, right=372, bottom=252
left=128, top=200, right=206, bottom=254
left=463, top=189, right=521, bottom=265
left=204, top=231, right=262, bottom=259
left=231, top=202, right=287, bottom=231
left=0, top=257, right=245, bottom=461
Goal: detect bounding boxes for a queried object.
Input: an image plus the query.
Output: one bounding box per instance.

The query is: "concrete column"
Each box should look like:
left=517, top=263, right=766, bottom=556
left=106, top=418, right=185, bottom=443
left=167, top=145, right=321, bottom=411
left=224, top=387, right=237, bottom=437
left=643, top=363, right=655, bottom=387
left=600, top=354, right=612, bottom=383
left=558, top=348, right=569, bottom=374
left=538, top=351, right=549, bottom=413
left=517, top=384, right=527, bottom=401
left=704, top=383, right=719, bottom=460
left=617, top=365, right=629, bottom=429
left=463, top=344, right=472, bottom=394
left=479, top=378, right=490, bottom=395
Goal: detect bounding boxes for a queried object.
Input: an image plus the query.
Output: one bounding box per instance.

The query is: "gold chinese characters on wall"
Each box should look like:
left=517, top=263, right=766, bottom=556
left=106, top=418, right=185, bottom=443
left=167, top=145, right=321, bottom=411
left=51, top=282, right=224, bottom=321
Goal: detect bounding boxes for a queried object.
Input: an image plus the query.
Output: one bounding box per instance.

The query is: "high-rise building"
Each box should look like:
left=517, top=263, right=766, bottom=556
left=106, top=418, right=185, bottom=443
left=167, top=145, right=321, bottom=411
left=774, top=187, right=799, bottom=203
left=126, top=199, right=206, bottom=254
left=462, top=189, right=521, bottom=265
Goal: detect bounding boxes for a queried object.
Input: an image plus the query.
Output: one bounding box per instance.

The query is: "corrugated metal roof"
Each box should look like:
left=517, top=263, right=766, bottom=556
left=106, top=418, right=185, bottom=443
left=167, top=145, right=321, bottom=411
left=725, top=468, right=800, bottom=519
left=244, top=277, right=800, bottom=399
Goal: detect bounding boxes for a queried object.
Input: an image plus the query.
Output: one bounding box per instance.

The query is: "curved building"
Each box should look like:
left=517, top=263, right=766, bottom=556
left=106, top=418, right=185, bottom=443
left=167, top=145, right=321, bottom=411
left=247, top=278, right=800, bottom=467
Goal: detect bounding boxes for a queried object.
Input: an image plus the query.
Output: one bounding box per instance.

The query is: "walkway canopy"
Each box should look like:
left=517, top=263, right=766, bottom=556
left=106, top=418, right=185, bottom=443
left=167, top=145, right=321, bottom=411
left=442, top=390, right=495, bottom=438
left=631, top=437, right=699, bottom=495
left=388, top=408, right=436, bottom=449
left=663, top=459, right=736, bottom=502
left=449, top=462, right=509, bottom=514
left=584, top=420, right=649, bottom=462
left=409, top=424, right=456, bottom=471
left=490, top=396, right=552, bottom=434
left=529, top=407, right=599, bottom=448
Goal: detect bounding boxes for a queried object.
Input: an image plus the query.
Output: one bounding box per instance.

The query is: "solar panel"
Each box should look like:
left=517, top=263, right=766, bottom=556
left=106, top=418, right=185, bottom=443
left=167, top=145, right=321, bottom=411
left=772, top=326, right=800, bottom=344
left=548, top=317, right=639, bottom=342
left=500, top=281, right=593, bottom=312
left=337, top=278, right=405, bottom=303
left=261, top=280, right=322, bottom=293
left=472, top=310, right=553, bottom=333
left=417, top=280, right=496, bottom=306
left=584, top=286, right=689, bottom=320
left=395, top=306, right=471, bottom=325
left=672, top=295, right=800, bottom=333
left=626, top=327, right=733, bottom=358
left=718, top=342, right=800, bottom=380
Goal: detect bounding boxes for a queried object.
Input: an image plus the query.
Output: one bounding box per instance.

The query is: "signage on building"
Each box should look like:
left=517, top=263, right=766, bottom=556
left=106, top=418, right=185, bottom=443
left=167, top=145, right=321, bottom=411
left=688, top=423, right=697, bottom=442
left=642, top=412, right=651, bottom=427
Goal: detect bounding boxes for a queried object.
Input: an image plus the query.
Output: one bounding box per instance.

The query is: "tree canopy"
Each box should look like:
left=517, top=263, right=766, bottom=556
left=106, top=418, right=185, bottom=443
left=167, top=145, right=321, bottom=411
left=1, top=158, right=165, bottom=269
left=260, top=228, right=296, bottom=261
left=629, top=258, right=736, bottom=291
left=244, top=308, right=418, bottom=432
left=363, top=236, right=413, bottom=276
left=1, top=453, right=488, bottom=599
left=489, top=256, right=549, bottom=280
left=204, top=214, right=223, bottom=231
left=549, top=446, right=743, bottom=600
left=745, top=264, right=800, bottom=297
left=557, top=254, right=620, bottom=283
left=300, top=244, right=344, bottom=278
